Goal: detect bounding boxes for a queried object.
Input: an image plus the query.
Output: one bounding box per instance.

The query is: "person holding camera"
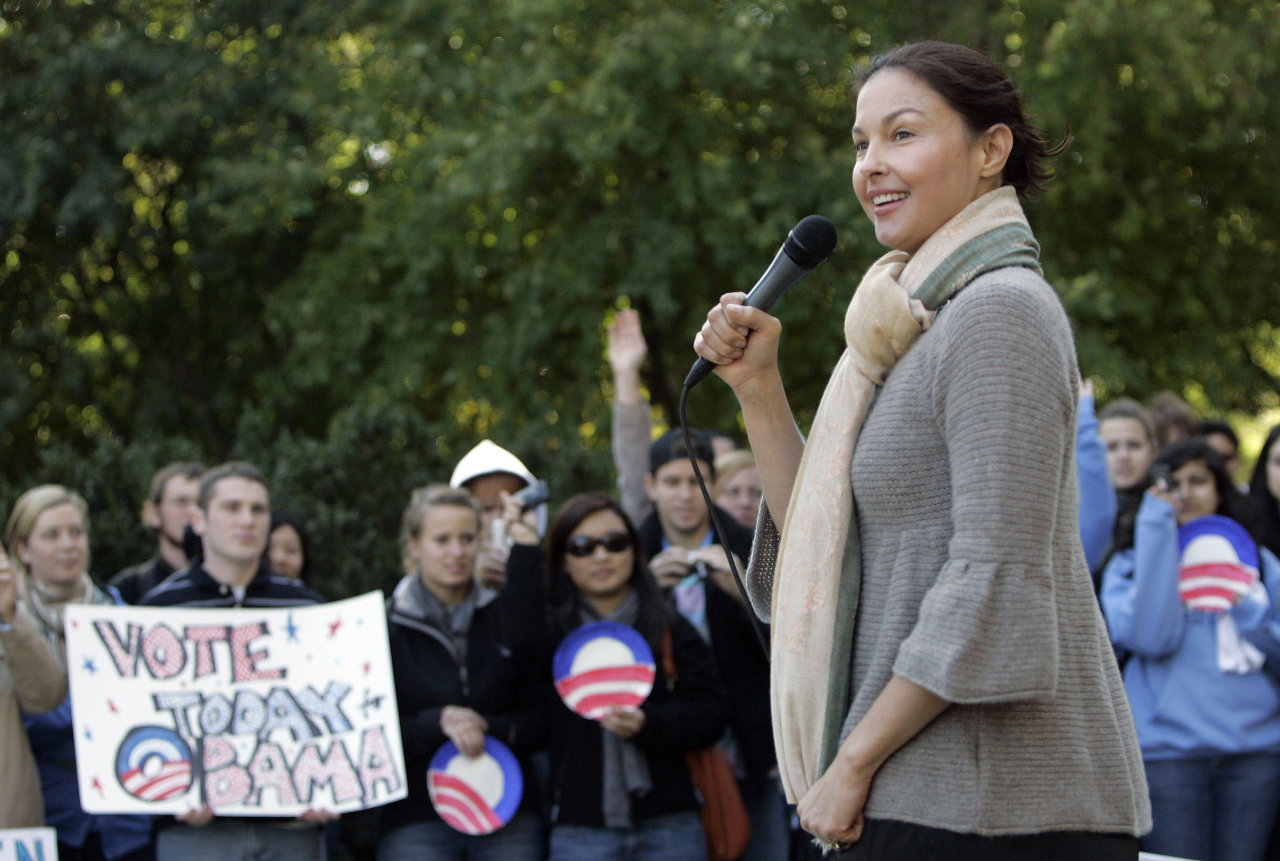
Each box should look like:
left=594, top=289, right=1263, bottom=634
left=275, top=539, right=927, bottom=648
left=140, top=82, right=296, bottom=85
left=1101, top=438, right=1280, bottom=860
left=449, top=440, right=548, bottom=592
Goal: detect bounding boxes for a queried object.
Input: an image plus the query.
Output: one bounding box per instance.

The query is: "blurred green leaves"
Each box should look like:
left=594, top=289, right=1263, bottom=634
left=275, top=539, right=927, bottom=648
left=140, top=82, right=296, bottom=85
left=3, top=0, right=1279, bottom=595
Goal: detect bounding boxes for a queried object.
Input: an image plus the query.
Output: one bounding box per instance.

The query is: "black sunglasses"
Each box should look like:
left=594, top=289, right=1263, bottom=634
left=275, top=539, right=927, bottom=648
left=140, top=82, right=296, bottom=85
left=565, top=530, right=632, bottom=557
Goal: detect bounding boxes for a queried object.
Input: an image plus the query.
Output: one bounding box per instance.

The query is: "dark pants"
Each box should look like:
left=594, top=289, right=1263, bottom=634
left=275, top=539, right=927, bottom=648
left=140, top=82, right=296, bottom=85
left=820, top=819, right=1139, bottom=861
left=59, top=833, right=155, bottom=861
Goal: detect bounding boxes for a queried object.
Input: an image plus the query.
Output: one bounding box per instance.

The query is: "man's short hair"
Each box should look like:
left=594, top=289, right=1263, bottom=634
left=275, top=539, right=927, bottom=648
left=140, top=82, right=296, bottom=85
left=147, top=462, right=206, bottom=507
left=649, top=428, right=715, bottom=477
left=198, top=461, right=269, bottom=510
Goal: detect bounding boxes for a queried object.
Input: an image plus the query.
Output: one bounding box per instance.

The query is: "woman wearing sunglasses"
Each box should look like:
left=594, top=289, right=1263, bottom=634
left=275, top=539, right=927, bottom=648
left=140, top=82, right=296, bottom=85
left=502, top=491, right=728, bottom=861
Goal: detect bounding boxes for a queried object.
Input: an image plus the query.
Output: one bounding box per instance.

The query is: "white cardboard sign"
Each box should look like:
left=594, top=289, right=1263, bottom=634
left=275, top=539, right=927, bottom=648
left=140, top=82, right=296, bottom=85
left=0, top=827, right=58, bottom=860
left=64, top=591, right=406, bottom=816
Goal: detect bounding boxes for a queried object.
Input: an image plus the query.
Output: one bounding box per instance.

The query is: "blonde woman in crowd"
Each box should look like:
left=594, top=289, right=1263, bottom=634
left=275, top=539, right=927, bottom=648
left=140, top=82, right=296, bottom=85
left=378, top=485, right=548, bottom=861
left=713, top=449, right=764, bottom=530
left=7, top=485, right=154, bottom=860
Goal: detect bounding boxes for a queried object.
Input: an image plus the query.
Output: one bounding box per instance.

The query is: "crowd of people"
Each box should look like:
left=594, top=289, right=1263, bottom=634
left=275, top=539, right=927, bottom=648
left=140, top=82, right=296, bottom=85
left=1094, top=395, right=1280, bottom=861
left=3, top=38, right=1280, bottom=861
left=6, top=347, right=1278, bottom=861
left=0, top=415, right=780, bottom=861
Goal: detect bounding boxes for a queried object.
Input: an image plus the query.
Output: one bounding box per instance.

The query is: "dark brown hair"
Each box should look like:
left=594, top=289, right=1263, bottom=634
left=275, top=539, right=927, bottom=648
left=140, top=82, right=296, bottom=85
left=1147, top=390, right=1199, bottom=450
left=1248, top=425, right=1280, bottom=557
left=1154, top=438, right=1247, bottom=525
left=856, top=40, right=1067, bottom=196
left=545, top=492, right=672, bottom=650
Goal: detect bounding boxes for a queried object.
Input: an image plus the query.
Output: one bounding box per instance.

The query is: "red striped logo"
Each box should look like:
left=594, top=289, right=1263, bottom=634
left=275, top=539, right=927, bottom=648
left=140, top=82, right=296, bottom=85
left=1178, top=522, right=1260, bottom=613
left=428, top=771, right=503, bottom=834
left=556, top=664, right=655, bottom=720
left=120, top=761, right=192, bottom=801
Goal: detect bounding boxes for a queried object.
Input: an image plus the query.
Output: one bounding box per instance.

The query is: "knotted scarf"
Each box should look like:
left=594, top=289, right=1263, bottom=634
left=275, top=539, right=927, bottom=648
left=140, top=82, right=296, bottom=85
left=22, top=570, right=112, bottom=649
left=407, top=573, right=486, bottom=671
left=759, top=187, right=1042, bottom=802
left=576, top=590, right=653, bottom=827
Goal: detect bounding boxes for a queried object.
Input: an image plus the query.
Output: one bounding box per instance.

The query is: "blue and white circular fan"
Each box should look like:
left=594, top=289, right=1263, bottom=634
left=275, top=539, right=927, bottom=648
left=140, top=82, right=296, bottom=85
left=1178, top=514, right=1261, bottom=612
left=427, top=736, right=523, bottom=835
left=553, top=620, right=656, bottom=720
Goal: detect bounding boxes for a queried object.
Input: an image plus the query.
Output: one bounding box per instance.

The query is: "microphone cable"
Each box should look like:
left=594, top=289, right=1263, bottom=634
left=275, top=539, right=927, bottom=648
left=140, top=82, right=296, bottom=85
left=677, top=385, right=771, bottom=660
left=672, top=214, right=835, bottom=660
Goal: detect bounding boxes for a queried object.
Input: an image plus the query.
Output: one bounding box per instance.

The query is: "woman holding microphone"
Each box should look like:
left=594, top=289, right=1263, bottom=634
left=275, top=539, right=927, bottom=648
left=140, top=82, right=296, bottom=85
left=692, top=40, right=1149, bottom=858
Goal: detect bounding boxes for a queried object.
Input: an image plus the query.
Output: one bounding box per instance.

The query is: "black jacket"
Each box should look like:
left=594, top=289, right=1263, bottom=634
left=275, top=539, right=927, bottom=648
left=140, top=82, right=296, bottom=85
left=380, top=550, right=550, bottom=834
left=139, top=559, right=322, bottom=608
left=109, top=556, right=178, bottom=605
left=501, top=544, right=728, bottom=828
left=638, top=507, right=776, bottom=782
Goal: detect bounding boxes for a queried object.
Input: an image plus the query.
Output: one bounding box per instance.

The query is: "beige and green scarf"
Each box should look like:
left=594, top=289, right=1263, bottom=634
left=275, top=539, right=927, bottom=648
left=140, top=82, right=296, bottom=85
left=765, top=186, right=1041, bottom=802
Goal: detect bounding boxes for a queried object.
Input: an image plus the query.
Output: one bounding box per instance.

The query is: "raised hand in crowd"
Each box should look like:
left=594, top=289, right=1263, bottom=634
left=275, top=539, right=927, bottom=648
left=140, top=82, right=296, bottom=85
left=608, top=308, right=648, bottom=406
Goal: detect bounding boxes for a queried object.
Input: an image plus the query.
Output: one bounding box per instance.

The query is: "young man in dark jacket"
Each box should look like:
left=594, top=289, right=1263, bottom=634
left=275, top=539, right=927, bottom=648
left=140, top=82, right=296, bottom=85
left=141, top=462, right=329, bottom=860
left=639, top=430, right=787, bottom=861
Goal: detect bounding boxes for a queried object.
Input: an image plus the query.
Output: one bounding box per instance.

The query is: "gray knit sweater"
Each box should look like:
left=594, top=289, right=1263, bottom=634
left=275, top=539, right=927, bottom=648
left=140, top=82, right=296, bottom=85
left=752, top=267, right=1150, bottom=836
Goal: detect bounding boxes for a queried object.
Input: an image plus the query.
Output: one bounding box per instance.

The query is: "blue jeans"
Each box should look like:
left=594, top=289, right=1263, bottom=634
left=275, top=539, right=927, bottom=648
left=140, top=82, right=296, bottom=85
left=155, top=821, right=323, bottom=861
left=1143, top=751, right=1280, bottom=861
left=739, top=774, right=790, bottom=861
left=550, top=811, right=706, bottom=861
left=377, top=810, right=544, bottom=861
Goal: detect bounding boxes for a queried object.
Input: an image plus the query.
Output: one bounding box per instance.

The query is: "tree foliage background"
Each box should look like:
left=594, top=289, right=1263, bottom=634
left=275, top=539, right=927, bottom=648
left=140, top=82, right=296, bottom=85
left=3, top=0, right=1278, bottom=597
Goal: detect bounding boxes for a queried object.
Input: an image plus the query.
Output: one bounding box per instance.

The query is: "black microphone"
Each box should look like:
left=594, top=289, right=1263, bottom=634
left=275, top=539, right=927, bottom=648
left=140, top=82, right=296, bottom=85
left=684, top=214, right=838, bottom=390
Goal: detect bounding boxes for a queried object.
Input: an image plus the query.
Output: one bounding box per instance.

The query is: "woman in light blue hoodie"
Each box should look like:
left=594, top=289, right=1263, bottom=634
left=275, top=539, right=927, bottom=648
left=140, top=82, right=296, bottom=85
left=1101, top=438, right=1280, bottom=861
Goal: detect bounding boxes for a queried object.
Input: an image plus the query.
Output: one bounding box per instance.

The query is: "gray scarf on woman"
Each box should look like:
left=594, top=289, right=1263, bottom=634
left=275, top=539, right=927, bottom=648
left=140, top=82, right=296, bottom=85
left=410, top=575, right=480, bottom=670
left=577, top=589, right=652, bottom=828
left=22, top=571, right=112, bottom=651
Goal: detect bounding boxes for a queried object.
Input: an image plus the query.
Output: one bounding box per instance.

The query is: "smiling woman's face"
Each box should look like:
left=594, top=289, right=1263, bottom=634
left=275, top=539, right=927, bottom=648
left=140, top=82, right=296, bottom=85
left=852, top=68, right=1004, bottom=254
left=564, top=509, right=634, bottom=609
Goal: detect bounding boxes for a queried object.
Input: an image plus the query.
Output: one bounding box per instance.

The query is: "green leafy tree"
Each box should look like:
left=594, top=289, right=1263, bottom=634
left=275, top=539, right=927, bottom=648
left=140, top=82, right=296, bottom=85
left=4, top=0, right=1279, bottom=600
left=1, top=1, right=358, bottom=464
left=1034, top=0, right=1280, bottom=408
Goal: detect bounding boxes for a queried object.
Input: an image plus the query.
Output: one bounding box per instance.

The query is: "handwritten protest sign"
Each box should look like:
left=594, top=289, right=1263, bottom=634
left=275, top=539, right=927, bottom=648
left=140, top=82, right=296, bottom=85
left=64, top=591, right=406, bottom=817
left=0, top=827, right=57, bottom=861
